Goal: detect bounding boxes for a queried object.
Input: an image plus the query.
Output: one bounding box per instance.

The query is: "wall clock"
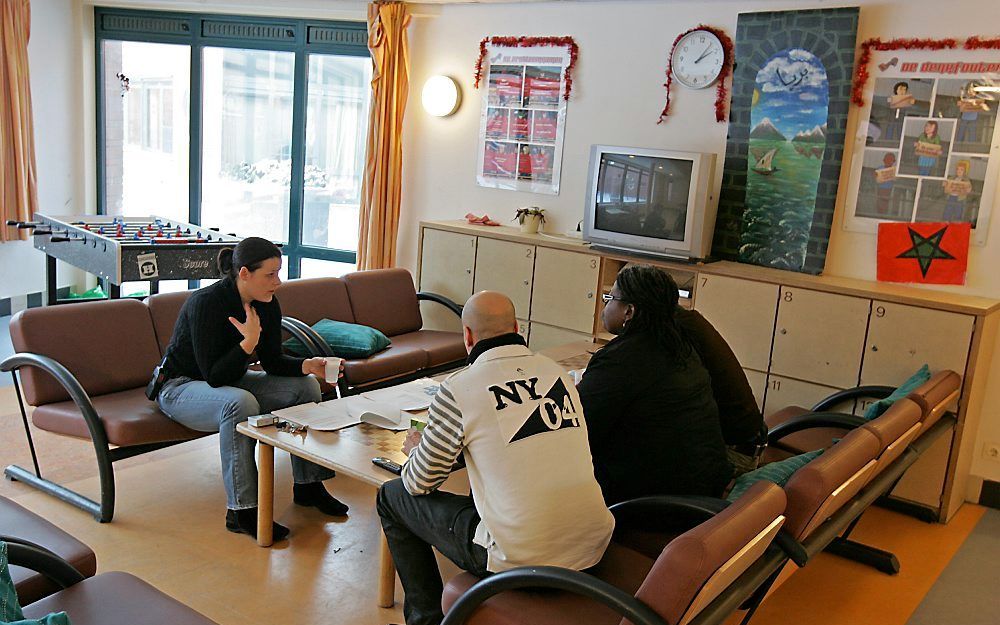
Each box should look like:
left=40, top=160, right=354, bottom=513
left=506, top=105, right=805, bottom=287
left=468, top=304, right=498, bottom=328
left=671, top=29, right=725, bottom=89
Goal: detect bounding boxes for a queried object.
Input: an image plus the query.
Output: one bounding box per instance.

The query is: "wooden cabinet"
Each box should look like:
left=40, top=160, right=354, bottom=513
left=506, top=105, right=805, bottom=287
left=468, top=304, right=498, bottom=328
left=530, top=248, right=601, bottom=334
left=694, top=274, right=777, bottom=372
left=474, top=238, right=535, bottom=320
left=762, top=375, right=841, bottom=418
left=861, top=302, right=974, bottom=387
left=743, top=369, right=767, bottom=411
left=516, top=319, right=530, bottom=344
left=418, top=229, right=476, bottom=332
left=770, top=287, right=870, bottom=389
left=528, top=322, right=591, bottom=352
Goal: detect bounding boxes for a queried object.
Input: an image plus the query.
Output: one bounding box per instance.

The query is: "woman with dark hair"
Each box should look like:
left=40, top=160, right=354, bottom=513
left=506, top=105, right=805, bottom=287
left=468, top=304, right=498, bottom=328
left=577, top=265, right=731, bottom=505
left=155, top=237, right=347, bottom=541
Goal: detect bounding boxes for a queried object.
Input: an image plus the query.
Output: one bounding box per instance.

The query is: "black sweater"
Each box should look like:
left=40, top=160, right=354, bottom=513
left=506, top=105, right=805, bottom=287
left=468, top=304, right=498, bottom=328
left=163, top=277, right=304, bottom=387
left=577, top=330, right=732, bottom=505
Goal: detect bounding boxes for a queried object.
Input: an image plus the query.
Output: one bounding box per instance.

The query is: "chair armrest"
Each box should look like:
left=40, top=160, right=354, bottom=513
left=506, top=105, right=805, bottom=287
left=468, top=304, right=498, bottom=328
left=767, top=411, right=867, bottom=445
left=281, top=317, right=332, bottom=357
left=609, top=495, right=730, bottom=529
left=441, top=566, right=667, bottom=625
left=417, top=291, right=463, bottom=318
left=811, top=386, right=895, bottom=412
left=0, top=353, right=110, bottom=450
left=3, top=538, right=86, bottom=590
left=772, top=531, right=809, bottom=567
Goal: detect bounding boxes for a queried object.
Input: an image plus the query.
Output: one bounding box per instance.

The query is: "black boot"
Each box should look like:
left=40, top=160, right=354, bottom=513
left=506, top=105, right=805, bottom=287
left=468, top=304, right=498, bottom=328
left=226, top=508, right=290, bottom=541
left=293, top=482, right=349, bottom=517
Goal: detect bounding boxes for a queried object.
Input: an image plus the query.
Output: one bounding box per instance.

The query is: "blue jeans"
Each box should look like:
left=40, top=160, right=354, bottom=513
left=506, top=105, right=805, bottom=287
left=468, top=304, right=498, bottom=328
left=157, top=371, right=335, bottom=509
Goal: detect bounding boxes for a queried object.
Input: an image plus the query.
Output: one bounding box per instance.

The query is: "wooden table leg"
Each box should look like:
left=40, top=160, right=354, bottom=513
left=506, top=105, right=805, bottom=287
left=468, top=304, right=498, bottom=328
left=257, top=442, right=274, bottom=547
left=378, top=528, right=396, bottom=608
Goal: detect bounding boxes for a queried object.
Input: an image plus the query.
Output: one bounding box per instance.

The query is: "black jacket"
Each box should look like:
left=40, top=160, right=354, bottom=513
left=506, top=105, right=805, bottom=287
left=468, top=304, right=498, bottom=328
left=577, top=330, right=731, bottom=505
left=163, top=277, right=304, bottom=387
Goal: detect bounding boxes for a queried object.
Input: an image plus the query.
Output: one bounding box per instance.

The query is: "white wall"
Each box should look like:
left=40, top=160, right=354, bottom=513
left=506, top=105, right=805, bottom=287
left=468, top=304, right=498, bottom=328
left=0, top=0, right=85, bottom=299
left=399, top=0, right=1000, bottom=486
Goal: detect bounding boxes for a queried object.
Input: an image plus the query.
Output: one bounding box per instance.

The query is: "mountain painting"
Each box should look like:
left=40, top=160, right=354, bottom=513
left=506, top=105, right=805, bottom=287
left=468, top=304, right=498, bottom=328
left=740, top=48, right=829, bottom=270
left=713, top=7, right=859, bottom=274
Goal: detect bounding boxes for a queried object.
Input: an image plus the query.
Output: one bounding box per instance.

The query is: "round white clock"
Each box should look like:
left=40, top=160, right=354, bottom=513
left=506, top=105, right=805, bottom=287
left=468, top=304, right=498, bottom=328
left=671, top=30, right=725, bottom=89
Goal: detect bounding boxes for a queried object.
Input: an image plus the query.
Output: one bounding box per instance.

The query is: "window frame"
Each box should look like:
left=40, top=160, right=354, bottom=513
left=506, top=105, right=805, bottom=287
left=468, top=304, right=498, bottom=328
left=95, top=7, right=370, bottom=277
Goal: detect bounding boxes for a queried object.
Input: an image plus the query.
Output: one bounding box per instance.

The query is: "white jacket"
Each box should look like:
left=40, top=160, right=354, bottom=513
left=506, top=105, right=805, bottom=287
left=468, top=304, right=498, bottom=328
left=403, top=341, right=614, bottom=572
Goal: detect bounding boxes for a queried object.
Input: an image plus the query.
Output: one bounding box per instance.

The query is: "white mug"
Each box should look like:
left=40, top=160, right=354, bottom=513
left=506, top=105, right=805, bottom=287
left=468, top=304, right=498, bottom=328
left=324, top=356, right=344, bottom=383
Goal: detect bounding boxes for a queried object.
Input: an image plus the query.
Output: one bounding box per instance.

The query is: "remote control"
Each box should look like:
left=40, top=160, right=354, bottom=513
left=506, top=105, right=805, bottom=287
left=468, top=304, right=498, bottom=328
left=372, top=456, right=403, bottom=475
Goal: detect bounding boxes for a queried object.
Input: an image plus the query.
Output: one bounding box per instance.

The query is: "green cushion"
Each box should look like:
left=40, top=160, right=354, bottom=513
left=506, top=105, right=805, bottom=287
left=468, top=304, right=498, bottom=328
left=1, top=542, right=71, bottom=625
left=727, top=449, right=825, bottom=502
left=863, top=364, right=931, bottom=421
left=283, top=318, right=391, bottom=358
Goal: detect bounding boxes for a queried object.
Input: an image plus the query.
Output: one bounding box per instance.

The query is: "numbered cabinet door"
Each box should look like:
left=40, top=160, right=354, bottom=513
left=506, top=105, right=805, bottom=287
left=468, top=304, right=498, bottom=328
left=474, top=238, right=535, bottom=319
left=770, top=287, right=870, bottom=389
left=516, top=319, right=530, bottom=344
left=530, top=248, right=601, bottom=334
left=889, top=430, right=952, bottom=509
left=743, top=369, right=767, bottom=411
left=528, top=322, right=592, bottom=352
left=418, top=229, right=477, bottom=331
left=861, top=301, right=974, bottom=387
left=762, top=375, right=841, bottom=418
left=694, top=274, right=778, bottom=372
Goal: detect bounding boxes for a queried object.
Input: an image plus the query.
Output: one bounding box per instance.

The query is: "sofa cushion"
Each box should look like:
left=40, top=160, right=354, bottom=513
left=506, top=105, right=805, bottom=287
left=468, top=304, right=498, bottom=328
left=22, top=572, right=219, bottom=625
left=275, top=277, right=354, bottom=326
left=31, top=388, right=206, bottom=447
left=863, top=364, right=931, bottom=420
left=908, top=370, right=962, bottom=429
left=343, top=346, right=429, bottom=386
left=10, top=299, right=162, bottom=406
left=388, top=330, right=467, bottom=368
left=765, top=405, right=846, bottom=456
left=145, top=291, right=193, bottom=355
left=0, top=497, right=97, bottom=606
left=343, top=269, right=423, bottom=336
left=283, top=319, right=391, bottom=358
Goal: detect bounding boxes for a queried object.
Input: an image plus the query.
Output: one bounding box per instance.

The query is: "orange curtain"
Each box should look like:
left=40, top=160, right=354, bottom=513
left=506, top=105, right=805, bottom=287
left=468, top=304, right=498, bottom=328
left=357, top=1, right=410, bottom=270
left=0, top=0, right=37, bottom=242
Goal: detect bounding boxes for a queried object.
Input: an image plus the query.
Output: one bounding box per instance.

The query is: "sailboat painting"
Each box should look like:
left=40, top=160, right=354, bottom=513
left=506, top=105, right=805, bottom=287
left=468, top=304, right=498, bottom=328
left=739, top=47, right=830, bottom=270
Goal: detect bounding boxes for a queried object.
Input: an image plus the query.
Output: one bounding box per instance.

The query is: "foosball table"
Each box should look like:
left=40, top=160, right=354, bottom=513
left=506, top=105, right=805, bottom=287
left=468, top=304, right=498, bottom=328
left=7, top=213, right=244, bottom=304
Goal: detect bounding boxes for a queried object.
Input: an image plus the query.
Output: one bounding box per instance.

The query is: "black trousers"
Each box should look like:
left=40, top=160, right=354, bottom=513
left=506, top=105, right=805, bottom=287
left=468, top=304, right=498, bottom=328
left=376, top=478, right=489, bottom=625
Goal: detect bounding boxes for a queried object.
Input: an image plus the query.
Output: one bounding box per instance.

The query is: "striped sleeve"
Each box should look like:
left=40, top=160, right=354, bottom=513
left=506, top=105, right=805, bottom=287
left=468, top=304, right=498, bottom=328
left=402, top=382, right=465, bottom=495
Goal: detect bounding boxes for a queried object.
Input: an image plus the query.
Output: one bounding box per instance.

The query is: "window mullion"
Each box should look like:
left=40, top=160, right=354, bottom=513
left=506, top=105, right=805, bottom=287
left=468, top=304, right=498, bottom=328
left=286, top=47, right=309, bottom=278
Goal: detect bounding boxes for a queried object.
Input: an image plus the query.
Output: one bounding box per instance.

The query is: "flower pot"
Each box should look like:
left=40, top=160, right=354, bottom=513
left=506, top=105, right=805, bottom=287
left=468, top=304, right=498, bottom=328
left=520, top=214, right=543, bottom=234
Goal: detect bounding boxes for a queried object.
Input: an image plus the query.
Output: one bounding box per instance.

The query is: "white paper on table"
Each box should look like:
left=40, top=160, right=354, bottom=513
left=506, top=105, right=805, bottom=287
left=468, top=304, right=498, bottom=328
left=362, top=378, right=440, bottom=412
left=271, top=396, right=365, bottom=431
left=347, top=395, right=409, bottom=431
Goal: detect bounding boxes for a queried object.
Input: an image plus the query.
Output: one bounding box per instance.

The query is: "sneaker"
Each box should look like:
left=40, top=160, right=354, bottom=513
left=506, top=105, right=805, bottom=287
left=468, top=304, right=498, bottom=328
left=226, top=508, right=290, bottom=541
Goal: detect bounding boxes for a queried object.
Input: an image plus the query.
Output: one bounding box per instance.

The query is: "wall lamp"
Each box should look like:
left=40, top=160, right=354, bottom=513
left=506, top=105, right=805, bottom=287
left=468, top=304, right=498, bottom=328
left=422, top=75, right=461, bottom=117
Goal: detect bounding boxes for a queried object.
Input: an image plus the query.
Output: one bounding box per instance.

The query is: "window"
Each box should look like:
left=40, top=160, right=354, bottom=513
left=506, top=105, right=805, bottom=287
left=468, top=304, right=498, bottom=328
left=96, top=9, right=371, bottom=278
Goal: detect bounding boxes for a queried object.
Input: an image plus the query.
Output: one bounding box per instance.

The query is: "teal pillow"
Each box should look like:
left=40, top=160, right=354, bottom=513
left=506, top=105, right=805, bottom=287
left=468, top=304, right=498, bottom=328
left=1, top=542, right=71, bottom=625
left=283, top=318, right=391, bottom=358
left=863, top=364, right=931, bottom=421
left=727, top=449, right=825, bottom=502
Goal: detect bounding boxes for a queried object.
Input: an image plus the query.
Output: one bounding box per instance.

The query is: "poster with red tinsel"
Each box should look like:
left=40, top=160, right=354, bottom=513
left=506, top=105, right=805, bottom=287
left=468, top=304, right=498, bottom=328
left=476, top=41, right=572, bottom=194
left=844, top=43, right=1000, bottom=246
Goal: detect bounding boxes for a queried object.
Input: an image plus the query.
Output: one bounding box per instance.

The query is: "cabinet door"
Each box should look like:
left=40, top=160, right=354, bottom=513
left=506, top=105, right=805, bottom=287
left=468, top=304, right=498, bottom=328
left=528, top=322, right=592, bottom=352
left=889, top=430, right=952, bottom=508
left=861, top=301, right=974, bottom=386
left=694, top=275, right=778, bottom=372
left=770, top=287, right=869, bottom=389
left=744, top=369, right=767, bottom=411
left=762, top=375, right=841, bottom=418
left=418, top=229, right=477, bottom=332
left=516, top=319, right=530, bottom=344
left=530, top=248, right=601, bottom=334
left=474, top=238, right=535, bottom=319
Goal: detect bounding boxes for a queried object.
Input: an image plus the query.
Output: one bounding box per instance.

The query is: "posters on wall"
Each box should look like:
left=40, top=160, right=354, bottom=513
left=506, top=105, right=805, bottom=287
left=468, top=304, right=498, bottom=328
left=843, top=51, right=1000, bottom=246
left=476, top=44, right=570, bottom=194
left=712, top=7, right=859, bottom=275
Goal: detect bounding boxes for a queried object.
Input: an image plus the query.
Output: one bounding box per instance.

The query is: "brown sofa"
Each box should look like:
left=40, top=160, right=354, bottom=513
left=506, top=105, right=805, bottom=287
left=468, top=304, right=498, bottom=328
left=1, top=268, right=463, bottom=522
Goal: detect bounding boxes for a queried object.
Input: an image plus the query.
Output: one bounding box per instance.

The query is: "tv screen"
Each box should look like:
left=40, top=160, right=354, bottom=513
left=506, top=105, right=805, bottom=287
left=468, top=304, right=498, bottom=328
left=593, top=152, right=694, bottom=242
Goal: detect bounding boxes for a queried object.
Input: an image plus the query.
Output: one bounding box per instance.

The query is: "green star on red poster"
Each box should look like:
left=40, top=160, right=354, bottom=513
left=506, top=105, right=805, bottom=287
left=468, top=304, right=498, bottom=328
left=877, top=221, right=970, bottom=285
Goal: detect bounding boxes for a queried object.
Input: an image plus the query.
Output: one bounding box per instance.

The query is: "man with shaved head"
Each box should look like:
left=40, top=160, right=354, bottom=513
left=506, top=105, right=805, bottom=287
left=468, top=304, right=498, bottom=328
left=377, top=291, right=614, bottom=625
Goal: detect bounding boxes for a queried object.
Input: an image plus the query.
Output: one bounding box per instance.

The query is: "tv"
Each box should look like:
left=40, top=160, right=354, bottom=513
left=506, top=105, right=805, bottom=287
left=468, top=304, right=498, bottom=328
left=583, top=145, right=718, bottom=261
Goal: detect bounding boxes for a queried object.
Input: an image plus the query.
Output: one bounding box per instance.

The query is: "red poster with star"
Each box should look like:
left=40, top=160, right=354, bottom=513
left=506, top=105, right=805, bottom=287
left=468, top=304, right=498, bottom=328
left=877, top=222, right=970, bottom=285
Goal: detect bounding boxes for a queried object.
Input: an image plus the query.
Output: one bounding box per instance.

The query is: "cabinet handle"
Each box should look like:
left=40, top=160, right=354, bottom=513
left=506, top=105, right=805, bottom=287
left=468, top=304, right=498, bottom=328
left=523, top=280, right=529, bottom=285
left=587, top=291, right=594, bottom=299
left=871, top=345, right=878, bottom=352
left=466, top=269, right=472, bottom=274
left=780, top=328, right=787, bottom=335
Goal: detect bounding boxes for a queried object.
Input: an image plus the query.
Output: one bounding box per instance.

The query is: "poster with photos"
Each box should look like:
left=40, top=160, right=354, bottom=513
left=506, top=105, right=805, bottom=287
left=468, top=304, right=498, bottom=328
left=843, top=50, right=1000, bottom=245
left=476, top=44, right=570, bottom=194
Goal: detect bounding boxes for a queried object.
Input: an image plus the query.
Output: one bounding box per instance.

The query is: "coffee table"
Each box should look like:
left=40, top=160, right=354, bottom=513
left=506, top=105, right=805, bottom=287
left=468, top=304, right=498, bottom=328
left=236, top=340, right=597, bottom=607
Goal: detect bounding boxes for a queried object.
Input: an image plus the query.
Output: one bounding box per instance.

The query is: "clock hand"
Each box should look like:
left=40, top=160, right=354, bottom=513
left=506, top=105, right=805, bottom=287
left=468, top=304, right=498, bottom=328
left=694, top=45, right=713, bottom=63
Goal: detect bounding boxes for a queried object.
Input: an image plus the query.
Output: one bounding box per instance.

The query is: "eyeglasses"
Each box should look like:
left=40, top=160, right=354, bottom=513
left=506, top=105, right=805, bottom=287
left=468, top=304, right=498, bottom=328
left=601, top=293, right=628, bottom=303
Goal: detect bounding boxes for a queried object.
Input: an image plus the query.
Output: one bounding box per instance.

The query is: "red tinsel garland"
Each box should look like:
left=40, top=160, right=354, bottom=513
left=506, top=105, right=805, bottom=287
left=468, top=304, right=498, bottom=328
left=851, top=36, right=1000, bottom=106
left=473, top=36, right=579, bottom=101
left=658, top=25, right=735, bottom=124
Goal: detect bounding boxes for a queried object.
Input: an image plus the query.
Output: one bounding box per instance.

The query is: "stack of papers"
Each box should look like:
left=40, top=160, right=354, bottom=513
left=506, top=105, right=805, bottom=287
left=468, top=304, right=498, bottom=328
left=271, top=378, right=440, bottom=431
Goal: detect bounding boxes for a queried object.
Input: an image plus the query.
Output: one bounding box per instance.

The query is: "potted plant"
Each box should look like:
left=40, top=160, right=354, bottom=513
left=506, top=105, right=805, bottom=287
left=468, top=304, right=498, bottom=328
left=514, top=207, right=546, bottom=234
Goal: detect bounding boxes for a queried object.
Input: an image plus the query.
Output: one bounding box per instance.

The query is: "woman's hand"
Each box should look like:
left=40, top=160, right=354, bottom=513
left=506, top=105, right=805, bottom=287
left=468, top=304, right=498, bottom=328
left=229, top=303, right=262, bottom=354
left=301, top=357, right=345, bottom=379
